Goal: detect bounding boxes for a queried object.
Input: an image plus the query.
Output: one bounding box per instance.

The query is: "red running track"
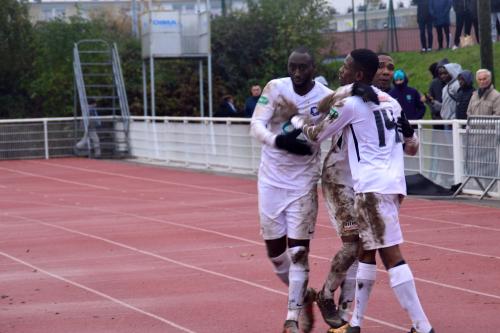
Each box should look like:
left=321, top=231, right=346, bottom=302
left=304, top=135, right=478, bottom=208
left=0, top=158, right=499, bottom=333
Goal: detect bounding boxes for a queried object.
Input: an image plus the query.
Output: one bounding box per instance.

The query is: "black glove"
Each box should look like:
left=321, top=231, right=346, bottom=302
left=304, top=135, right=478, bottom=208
left=275, top=129, right=313, bottom=156
left=397, top=112, right=414, bottom=138
left=352, top=82, right=379, bottom=105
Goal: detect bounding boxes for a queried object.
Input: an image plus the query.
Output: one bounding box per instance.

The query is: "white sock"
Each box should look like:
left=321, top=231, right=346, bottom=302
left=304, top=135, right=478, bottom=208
left=389, top=264, right=432, bottom=333
left=338, top=260, right=358, bottom=321
left=286, top=246, right=309, bottom=322
left=350, top=262, right=377, bottom=328
left=270, top=251, right=291, bottom=285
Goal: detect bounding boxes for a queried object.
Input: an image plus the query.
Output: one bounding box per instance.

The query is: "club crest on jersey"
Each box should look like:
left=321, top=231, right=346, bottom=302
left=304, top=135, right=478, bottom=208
left=328, top=107, right=339, bottom=120
left=310, top=106, right=319, bottom=116
left=257, top=96, right=269, bottom=105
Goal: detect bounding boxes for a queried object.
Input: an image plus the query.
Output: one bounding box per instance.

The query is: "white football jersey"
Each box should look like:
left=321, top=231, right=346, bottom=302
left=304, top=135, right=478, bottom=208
left=321, top=133, right=353, bottom=188
left=251, top=77, right=333, bottom=190
left=314, top=88, right=406, bottom=195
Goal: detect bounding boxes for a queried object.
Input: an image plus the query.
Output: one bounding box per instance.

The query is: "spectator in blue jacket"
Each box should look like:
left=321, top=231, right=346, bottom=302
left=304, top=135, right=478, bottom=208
left=389, top=69, right=426, bottom=120
left=429, top=0, right=452, bottom=49
left=244, top=84, right=262, bottom=118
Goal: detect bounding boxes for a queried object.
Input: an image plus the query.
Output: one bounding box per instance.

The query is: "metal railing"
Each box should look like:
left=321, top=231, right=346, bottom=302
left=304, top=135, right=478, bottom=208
left=1, top=116, right=497, bottom=198
left=453, top=116, right=500, bottom=199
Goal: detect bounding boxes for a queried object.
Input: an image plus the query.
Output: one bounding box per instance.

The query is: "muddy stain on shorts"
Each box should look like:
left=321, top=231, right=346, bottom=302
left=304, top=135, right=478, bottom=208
left=321, top=164, right=357, bottom=237
left=356, top=193, right=385, bottom=249
left=296, top=187, right=318, bottom=237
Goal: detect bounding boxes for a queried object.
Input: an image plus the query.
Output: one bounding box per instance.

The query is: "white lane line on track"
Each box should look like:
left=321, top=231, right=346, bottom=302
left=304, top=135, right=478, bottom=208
left=4, top=195, right=499, bottom=264
left=0, top=250, right=197, bottom=333
left=2, top=213, right=407, bottom=332
left=28, top=160, right=254, bottom=197
left=0, top=166, right=110, bottom=191
left=2, top=194, right=499, bottom=264
left=404, top=240, right=500, bottom=260
left=30, top=160, right=500, bottom=233
left=5, top=208, right=500, bottom=303
left=400, top=214, right=500, bottom=232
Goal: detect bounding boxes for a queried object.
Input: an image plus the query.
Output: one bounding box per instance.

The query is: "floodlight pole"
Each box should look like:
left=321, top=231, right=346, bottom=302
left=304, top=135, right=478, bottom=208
left=142, top=61, right=148, bottom=117
left=364, top=0, right=368, bottom=48
left=197, top=0, right=205, bottom=117
left=351, top=0, right=356, bottom=49
left=132, top=0, right=138, bottom=38
left=148, top=0, right=156, bottom=118
left=207, top=0, right=213, bottom=117
left=478, top=0, right=494, bottom=83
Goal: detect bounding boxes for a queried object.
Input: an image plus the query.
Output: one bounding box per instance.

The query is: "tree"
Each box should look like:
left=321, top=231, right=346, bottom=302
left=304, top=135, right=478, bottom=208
left=29, top=14, right=143, bottom=118
left=0, top=0, right=35, bottom=118
left=211, top=0, right=331, bottom=106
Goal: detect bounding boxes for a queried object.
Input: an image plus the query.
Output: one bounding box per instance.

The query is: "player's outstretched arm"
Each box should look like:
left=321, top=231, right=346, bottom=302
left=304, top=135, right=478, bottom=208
left=397, top=113, right=419, bottom=156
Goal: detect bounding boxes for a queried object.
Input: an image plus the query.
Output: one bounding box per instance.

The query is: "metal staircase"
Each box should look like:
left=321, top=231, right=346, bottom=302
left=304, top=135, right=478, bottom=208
left=73, top=39, right=130, bottom=158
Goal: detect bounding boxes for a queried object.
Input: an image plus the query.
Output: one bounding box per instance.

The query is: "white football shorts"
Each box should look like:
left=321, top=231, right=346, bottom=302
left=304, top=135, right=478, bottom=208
left=258, top=182, right=318, bottom=240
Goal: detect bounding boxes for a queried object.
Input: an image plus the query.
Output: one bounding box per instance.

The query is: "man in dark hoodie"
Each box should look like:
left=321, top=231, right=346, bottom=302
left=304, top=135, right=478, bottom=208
left=424, top=59, right=449, bottom=129
left=389, top=70, right=426, bottom=120
left=455, top=70, right=474, bottom=119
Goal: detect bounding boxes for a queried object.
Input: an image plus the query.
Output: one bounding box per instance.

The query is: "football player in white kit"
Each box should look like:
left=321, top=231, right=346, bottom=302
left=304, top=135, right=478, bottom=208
left=251, top=46, right=333, bottom=333
left=291, top=49, right=434, bottom=333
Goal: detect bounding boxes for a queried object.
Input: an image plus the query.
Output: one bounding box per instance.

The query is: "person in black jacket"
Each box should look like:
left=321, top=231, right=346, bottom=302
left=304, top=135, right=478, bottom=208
left=456, top=70, right=474, bottom=119
left=416, top=0, right=433, bottom=51
left=429, top=0, right=452, bottom=49
left=452, top=0, right=473, bottom=49
left=492, top=0, right=500, bottom=42
left=424, top=58, right=449, bottom=130
left=215, top=95, right=240, bottom=117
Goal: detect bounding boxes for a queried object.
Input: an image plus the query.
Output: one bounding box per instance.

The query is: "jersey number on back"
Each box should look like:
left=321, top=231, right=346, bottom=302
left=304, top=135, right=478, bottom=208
left=373, top=109, right=401, bottom=147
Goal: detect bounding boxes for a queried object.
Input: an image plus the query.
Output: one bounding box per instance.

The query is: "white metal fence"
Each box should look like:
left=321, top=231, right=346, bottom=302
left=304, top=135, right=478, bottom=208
left=1, top=116, right=497, bottom=197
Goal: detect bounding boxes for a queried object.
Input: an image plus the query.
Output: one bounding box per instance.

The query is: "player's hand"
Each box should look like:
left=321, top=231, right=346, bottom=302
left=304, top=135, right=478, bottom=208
left=290, top=116, right=305, bottom=129
left=352, top=82, right=379, bottom=105
left=275, top=129, right=312, bottom=155
left=397, top=112, right=414, bottom=138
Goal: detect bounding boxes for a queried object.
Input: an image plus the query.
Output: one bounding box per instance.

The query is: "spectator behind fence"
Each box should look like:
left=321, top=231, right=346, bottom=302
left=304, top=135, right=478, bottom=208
left=423, top=59, right=449, bottom=129
left=439, top=63, right=462, bottom=121
left=416, top=0, right=433, bottom=51
left=244, top=84, right=262, bottom=118
left=469, top=0, right=480, bottom=44
left=455, top=70, right=474, bottom=119
left=467, top=69, right=500, bottom=116
left=492, top=0, right=500, bottom=42
left=389, top=69, right=426, bottom=119
left=215, top=95, right=240, bottom=117
left=429, top=0, right=452, bottom=49
left=452, top=0, right=475, bottom=50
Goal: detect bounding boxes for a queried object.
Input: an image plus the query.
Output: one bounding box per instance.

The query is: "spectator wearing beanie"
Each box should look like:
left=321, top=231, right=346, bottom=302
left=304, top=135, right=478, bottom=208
left=389, top=69, right=426, bottom=120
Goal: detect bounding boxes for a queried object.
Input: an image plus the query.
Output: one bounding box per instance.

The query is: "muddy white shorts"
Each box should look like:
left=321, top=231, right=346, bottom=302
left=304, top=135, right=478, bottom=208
left=258, top=182, right=318, bottom=240
left=354, top=192, right=404, bottom=250
left=322, top=182, right=358, bottom=238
